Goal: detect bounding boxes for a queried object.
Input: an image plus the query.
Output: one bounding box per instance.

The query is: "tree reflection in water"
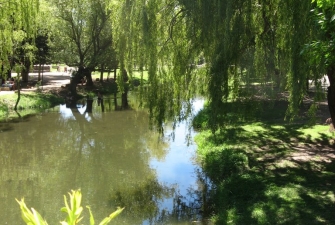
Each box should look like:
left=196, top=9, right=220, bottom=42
left=0, top=96, right=209, bottom=225
left=108, top=169, right=213, bottom=225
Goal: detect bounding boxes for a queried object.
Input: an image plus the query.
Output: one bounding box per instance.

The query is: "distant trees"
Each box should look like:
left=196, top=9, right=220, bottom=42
left=11, top=31, right=51, bottom=82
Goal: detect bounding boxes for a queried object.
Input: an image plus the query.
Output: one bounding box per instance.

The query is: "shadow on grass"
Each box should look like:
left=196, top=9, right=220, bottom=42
left=195, top=101, right=335, bottom=224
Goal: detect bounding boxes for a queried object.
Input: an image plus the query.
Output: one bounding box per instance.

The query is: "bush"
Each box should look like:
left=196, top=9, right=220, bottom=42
left=16, top=189, right=124, bottom=225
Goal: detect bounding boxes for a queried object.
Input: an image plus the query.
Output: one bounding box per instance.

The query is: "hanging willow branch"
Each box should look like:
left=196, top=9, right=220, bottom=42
left=168, top=8, right=185, bottom=45
left=110, top=0, right=320, bottom=131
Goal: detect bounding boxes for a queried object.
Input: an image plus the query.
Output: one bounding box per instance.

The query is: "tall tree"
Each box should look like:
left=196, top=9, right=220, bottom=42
left=111, top=0, right=201, bottom=123
left=34, top=32, right=51, bottom=81
left=111, top=0, right=331, bottom=131
left=175, top=0, right=313, bottom=129
left=303, top=0, right=335, bottom=127
left=0, top=0, right=39, bottom=79
left=51, top=0, right=116, bottom=97
left=0, top=0, right=39, bottom=110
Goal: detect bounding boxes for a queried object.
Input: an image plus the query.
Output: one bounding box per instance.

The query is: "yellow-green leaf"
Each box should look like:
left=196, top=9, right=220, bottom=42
left=86, top=206, right=95, bottom=225
left=98, top=207, right=124, bottom=225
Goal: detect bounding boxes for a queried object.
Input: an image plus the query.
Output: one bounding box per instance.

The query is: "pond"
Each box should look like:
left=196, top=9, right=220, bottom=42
left=0, top=95, right=207, bottom=224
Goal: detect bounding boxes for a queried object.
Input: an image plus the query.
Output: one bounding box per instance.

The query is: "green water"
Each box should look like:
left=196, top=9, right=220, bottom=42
left=0, top=97, right=206, bottom=224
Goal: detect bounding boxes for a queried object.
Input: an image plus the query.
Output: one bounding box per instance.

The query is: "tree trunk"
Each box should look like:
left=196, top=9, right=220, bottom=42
left=21, top=68, right=29, bottom=82
left=85, top=68, right=93, bottom=86
left=7, top=69, right=11, bottom=79
left=327, top=67, right=335, bottom=130
left=38, top=63, right=41, bottom=81
left=114, top=92, right=118, bottom=110
left=100, top=64, right=104, bottom=82
left=14, top=76, right=21, bottom=110
left=21, top=61, right=31, bottom=82
left=69, top=79, right=77, bottom=96
left=69, top=75, right=81, bottom=102
left=85, top=98, right=93, bottom=113
left=21, top=69, right=29, bottom=82
left=99, top=99, right=105, bottom=112
left=121, top=69, right=129, bottom=109
left=121, top=92, right=129, bottom=109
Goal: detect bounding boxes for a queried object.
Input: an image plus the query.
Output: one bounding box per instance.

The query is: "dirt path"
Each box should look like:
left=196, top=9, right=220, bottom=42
left=0, top=72, right=71, bottom=96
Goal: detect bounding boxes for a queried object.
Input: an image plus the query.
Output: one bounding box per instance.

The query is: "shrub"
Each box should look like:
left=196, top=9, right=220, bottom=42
left=16, top=189, right=124, bottom=225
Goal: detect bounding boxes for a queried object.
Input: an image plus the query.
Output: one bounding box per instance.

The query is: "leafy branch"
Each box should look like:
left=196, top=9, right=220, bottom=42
left=16, top=189, right=124, bottom=225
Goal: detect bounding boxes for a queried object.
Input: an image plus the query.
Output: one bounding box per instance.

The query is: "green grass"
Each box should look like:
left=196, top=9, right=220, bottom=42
left=194, top=101, right=335, bottom=225
left=1, top=68, right=148, bottom=121
left=0, top=92, right=64, bottom=121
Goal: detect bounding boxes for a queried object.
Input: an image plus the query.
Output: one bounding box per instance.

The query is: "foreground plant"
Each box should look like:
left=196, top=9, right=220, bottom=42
left=16, top=189, right=124, bottom=225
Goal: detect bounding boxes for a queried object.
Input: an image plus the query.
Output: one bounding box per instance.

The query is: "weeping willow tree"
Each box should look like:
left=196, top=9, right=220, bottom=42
left=110, top=0, right=204, bottom=130
left=177, top=0, right=314, bottom=130
left=303, top=0, right=335, bottom=128
left=110, top=0, right=329, bottom=131
left=0, top=0, right=39, bottom=110
left=0, top=0, right=39, bottom=72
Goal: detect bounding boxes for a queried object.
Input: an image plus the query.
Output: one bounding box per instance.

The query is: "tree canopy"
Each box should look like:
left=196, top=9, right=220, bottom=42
left=110, top=0, right=324, bottom=130
left=0, top=0, right=39, bottom=77
left=50, top=0, right=116, bottom=79
left=2, top=0, right=335, bottom=130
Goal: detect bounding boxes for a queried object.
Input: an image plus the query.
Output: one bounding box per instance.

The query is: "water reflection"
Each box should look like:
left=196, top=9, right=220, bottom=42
left=0, top=96, right=209, bottom=224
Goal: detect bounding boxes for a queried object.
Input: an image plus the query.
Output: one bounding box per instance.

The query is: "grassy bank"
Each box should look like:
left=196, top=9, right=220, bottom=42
left=0, top=92, right=64, bottom=121
left=0, top=69, right=148, bottom=121
left=194, top=101, right=335, bottom=224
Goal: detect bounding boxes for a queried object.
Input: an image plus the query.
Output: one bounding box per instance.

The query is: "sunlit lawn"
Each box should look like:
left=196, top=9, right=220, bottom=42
left=194, top=101, right=335, bottom=224
left=0, top=92, right=63, bottom=120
